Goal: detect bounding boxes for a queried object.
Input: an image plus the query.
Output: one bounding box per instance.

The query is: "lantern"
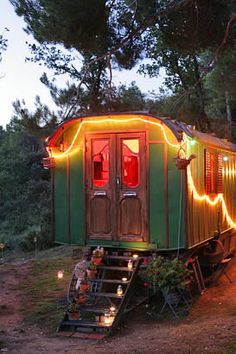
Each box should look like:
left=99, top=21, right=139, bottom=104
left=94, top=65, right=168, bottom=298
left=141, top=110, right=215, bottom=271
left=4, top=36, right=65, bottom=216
left=57, top=270, right=64, bottom=279
left=128, top=259, right=133, bottom=270
left=104, top=313, right=112, bottom=325
left=110, top=306, right=116, bottom=315
left=117, top=285, right=123, bottom=296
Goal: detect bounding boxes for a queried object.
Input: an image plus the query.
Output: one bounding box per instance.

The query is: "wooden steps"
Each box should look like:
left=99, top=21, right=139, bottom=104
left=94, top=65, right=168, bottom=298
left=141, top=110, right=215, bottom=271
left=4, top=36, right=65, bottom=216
left=97, top=265, right=134, bottom=271
left=88, top=278, right=130, bottom=284
left=58, top=249, right=148, bottom=335
left=88, top=292, right=124, bottom=299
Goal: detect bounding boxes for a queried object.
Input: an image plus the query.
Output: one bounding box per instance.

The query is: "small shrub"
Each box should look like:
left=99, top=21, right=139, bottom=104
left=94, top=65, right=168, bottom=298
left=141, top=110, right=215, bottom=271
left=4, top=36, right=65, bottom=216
left=141, top=256, right=192, bottom=292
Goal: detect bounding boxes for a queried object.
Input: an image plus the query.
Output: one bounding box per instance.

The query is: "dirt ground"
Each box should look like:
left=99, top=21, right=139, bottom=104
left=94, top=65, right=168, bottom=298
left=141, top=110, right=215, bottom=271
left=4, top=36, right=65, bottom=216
left=1, top=255, right=236, bottom=354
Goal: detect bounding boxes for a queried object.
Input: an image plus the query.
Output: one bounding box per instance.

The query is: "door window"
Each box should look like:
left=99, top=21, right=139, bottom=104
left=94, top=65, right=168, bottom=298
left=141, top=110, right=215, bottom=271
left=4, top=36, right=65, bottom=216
left=122, top=139, right=140, bottom=188
left=92, top=139, right=109, bottom=187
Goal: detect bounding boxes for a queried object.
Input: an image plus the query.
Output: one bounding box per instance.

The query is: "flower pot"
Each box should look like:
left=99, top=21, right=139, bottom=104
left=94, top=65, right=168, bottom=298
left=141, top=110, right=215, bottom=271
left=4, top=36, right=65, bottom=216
left=80, top=283, right=90, bottom=292
left=75, top=296, right=87, bottom=305
left=173, top=157, right=190, bottom=170
left=68, top=312, right=80, bottom=320
left=86, top=269, right=97, bottom=279
left=91, top=256, right=102, bottom=265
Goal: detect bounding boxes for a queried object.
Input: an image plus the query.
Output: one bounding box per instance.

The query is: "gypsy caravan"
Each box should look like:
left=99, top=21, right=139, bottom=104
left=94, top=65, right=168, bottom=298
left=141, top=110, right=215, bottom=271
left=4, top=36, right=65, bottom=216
left=44, top=112, right=236, bottom=334
left=44, top=112, right=236, bottom=254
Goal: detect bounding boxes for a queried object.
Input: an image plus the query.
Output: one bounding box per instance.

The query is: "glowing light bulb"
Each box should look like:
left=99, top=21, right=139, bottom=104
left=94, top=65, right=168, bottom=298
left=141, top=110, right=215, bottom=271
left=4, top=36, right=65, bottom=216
left=128, top=259, right=133, bottom=270
left=117, top=285, right=123, bottom=296
left=104, top=313, right=112, bottom=325
left=133, top=254, right=138, bottom=259
left=110, top=306, right=116, bottom=314
left=57, top=270, right=64, bottom=279
left=122, top=277, right=127, bottom=282
left=189, top=139, right=196, bottom=146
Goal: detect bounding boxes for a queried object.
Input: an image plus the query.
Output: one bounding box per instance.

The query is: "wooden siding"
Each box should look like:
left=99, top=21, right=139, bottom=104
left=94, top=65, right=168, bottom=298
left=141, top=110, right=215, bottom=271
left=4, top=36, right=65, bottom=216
left=222, top=153, right=236, bottom=229
left=186, top=141, right=236, bottom=248
left=149, top=143, right=166, bottom=248
left=167, top=146, right=185, bottom=249
left=69, top=150, right=84, bottom=245
left=54, top=158, right=69, bottom=243
left=186, top=142, right=219, bottom=247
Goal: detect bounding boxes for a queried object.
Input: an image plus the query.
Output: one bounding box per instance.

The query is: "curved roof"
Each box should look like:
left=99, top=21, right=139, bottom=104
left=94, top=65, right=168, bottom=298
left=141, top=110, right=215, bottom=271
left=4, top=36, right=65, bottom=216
left=46, top=112, right=236, bottom=153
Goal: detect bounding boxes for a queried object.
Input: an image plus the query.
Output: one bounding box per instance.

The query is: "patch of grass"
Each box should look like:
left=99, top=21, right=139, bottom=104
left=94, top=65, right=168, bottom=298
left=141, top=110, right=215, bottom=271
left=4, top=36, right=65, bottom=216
left=228, top=309, right=236, bottom=317
left=20, top=254, right=76, bottom=332
left=24, top=301, right=65, bottom=330
left=222, top=340, right=236, bottom=354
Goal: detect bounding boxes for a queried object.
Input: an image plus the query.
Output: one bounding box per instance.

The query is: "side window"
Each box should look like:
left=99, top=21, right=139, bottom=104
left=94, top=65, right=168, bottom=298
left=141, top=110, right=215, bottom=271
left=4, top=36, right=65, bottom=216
left=204, top=150, right=222, bottom=194
left=92, top=139, right=109, bottom=187
left=122, top=139, right=140, bottom=188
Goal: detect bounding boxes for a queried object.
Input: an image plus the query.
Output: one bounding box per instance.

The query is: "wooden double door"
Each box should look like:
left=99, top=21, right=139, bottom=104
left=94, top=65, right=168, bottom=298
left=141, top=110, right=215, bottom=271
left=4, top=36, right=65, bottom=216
left=85, top=131, right=148, bottom=242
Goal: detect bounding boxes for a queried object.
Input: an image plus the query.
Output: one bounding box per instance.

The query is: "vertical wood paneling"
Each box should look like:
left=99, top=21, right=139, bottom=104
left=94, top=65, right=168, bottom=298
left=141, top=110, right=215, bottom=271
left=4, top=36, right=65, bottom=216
left=149, top=143, right=166, bottom=248
left=168, top=146, right=183, bottom=249
left=66, top=156, right=71, bottom=243
left=70, top=149, right=84, bottom=245
left=54, top=159, right=69, bottom=243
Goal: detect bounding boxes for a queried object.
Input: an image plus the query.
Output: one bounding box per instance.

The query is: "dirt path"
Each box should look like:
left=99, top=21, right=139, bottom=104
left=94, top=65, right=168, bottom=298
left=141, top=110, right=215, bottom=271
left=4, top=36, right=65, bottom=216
left=1, top=257, right=236, bottom=354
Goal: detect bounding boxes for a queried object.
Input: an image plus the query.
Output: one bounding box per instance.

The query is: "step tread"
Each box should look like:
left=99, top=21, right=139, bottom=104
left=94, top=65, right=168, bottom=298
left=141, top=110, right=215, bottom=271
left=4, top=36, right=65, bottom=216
left=61, top=320, right=112, bottom=329
left=88, top=292, right=124, bottom=298
left=104, top=255, right=140, bottom=261
left=88, top=278, right=129, bottom=284
left=78, top=305, right=112, bottom=314
left=97, top=265, right=134, bottom=271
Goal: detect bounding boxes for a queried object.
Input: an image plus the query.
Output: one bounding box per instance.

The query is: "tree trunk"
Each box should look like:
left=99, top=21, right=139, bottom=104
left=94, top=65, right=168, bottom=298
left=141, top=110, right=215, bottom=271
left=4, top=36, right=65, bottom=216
left=225, top=90, right=232, bottom=140
left=193, top=55, right=211, bottom=132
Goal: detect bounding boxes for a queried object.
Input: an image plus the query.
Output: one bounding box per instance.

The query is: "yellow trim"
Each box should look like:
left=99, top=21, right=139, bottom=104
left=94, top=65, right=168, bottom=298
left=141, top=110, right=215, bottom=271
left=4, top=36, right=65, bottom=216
left=50, top=116, right=180, bottom=159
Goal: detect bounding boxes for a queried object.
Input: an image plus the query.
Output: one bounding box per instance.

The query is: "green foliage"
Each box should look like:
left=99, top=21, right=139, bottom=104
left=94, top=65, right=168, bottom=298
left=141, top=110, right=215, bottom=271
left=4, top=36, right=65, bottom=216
left=68, top=302, right=79, bottom=313
left=0, top=103, right=56, bottom=251
left=10, top=0, right=236, bottom=137
left=87, top=262, right=97, bottom=271
left=0, top=28, right=8, bottom=62
left=141, top=256, right=192, bottom=292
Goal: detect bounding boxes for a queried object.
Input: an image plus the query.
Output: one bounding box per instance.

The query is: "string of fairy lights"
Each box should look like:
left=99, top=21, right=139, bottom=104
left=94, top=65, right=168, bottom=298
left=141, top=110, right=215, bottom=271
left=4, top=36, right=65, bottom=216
left=47, top=115, right=236, bottom=229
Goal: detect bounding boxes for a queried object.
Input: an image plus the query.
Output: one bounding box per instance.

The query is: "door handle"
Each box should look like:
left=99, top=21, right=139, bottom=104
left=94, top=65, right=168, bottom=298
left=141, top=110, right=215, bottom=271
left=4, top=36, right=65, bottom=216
left=116, top=176, right=120, bottom=189
left=94, top=191, right=107, bottom=196
left=123, top=191, right=137, bottom=197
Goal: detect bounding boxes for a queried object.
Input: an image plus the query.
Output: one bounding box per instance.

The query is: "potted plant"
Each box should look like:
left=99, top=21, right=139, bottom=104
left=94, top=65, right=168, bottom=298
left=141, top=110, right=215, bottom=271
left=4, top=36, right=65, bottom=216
left=86, top=262, right=97, bottom=279
left=75, top=290, right=87, bottom=305
left=80, top=278, right=90, bottom=292
left=141, top=256, right=192, bottom=296
left=91, top=247, right=104, bottom=265
left=67, top=301, right=80, bottom=320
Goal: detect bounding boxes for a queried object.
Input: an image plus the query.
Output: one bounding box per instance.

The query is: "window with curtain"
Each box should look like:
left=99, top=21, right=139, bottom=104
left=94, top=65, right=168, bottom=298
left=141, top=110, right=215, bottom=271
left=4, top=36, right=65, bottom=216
left=204, top=150, right=222, bottom=194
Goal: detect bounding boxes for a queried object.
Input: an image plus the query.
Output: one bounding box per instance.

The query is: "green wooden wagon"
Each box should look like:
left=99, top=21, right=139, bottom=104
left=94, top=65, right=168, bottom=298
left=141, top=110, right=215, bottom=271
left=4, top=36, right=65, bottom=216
left=44, top=112, right=236, bottom=254
left=44, top=112, right=236, bottom=334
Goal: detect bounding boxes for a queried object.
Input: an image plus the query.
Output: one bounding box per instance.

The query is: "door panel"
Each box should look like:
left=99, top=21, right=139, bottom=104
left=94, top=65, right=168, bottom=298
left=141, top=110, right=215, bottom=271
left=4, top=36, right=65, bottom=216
left=90, top=195, right=111, bottom=234
left=85, top=132, right=147, bottom=242
left=86, top=135, right=114, bottom=240
left=119, top=197, right=142, bottom=235
left=117, top=133, right=147, bottom=242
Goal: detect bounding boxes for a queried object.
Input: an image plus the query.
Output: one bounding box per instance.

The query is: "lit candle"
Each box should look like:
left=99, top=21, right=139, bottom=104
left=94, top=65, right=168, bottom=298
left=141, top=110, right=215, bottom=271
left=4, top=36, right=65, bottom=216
left=128, top=259, right=133, bottom=270
left=117, top=285, right=123, bottom=296
left=110, top=306, right=116, bottom=314
left=104, top=313, right=112, bottom=325
left=57, top=270, right=64, bottom=279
